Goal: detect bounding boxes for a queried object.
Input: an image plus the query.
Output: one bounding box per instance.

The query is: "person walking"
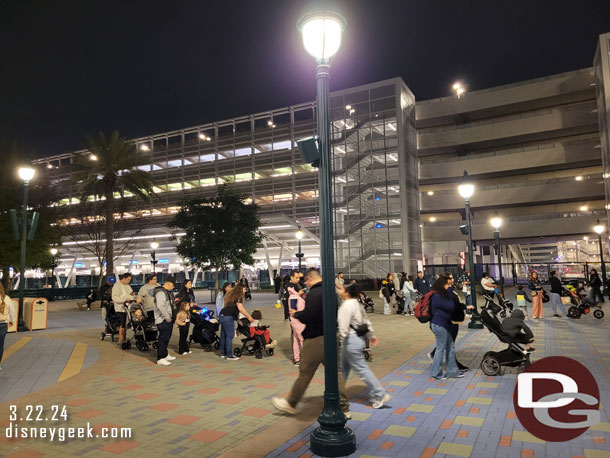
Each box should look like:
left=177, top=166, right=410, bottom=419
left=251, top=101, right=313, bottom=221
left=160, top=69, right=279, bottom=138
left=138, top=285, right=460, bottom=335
left=216, top=282, right=231, bottom=318
left=429, top=275, right=465, bottom=380
left=111, top=272, right=141, bottom=347
left=401, top=275, right=417, bottom=315
left=381, top=273, right=396, bottom=315
left=219, top=284, right=254, bottom=360
left=338, top=282, right=391, bottom=409
left=137, top=274, right=159, bottom=321
left=589, top=268, right=605, bottom=303
left=528, top=270, right=544, bottom=319
left=0, top=285, right=16, bottom=371
left=154, top=277, right=177, bottom=366
left=457, top=271, right=472, bottom=307
left=287, top=270, right=306, bottom=366
left=549, top=271, right=567, bottom=317
left=272, top=268, right=351, bottom=418
left=414, top=271, right=431, bottom=296
left=335, top=272, right=345, bottom=289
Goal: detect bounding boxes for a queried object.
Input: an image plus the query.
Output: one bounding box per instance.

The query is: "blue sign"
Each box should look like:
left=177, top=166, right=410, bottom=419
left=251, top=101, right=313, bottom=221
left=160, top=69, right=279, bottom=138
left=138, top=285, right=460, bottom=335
left=74, top=262, right=84, bottom=268
left=158, top=258, right=170, bottom=264
left=128, top=260, right=139, bottom=265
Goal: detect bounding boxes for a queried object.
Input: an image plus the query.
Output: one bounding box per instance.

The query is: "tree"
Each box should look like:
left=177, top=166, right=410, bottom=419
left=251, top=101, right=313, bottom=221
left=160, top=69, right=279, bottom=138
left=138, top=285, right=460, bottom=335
left=71, top=131, right=154, bottom=276
left=0, top=142, right=62, bottom=290
left=169, top=185, right=264, bottom=289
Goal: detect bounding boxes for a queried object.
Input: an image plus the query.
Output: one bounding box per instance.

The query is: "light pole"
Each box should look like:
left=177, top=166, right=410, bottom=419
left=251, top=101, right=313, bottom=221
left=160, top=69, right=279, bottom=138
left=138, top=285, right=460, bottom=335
left=17, top=167, right=35, bottom=332
left=594, top=220, right=606, bottom=284
left=50, top=247, right=58, bottom=289
left=458, top=171, right=483, bottom=329
left=150, top=239, right=159, bottom=273
left=453, top=82, right=465, bottom=98
left=490, top=216, right=504, bottom=294
left=298, top=7, right=356, bottom=456
left=295, top=227, right=304, bottom=272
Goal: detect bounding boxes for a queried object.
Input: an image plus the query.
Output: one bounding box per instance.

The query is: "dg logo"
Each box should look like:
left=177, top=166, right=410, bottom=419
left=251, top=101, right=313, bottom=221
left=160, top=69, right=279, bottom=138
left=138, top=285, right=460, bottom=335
left=514, top=356, right=600, bottom=442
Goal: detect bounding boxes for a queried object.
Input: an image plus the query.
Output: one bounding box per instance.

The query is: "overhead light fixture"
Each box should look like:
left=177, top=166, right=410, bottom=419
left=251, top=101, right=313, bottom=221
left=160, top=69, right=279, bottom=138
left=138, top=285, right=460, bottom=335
left=575, top=176, right=583, bottom=181
left=140, top=144, right=150, bottom=152
left=427, top=191, right=434, bottom=196
left=580, top=205, right=588, bottom=211
left=345, top=105, right=351, bottom=110
left=429, top=217, right=437, bottom=222
left=47, top=163, right=53, bottom=169
left=90, top=154, right=98, bottom=161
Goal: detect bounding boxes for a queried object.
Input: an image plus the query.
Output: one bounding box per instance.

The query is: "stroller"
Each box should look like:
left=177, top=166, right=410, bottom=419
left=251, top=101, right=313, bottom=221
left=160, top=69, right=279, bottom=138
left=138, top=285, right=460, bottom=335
left=128, top=302, right=158, bottom=352
left=233, top=318, right=275, bottom=359
left=100, top=300, right=121, bottom=342
left=479, top=288, right=513, bottom=318
left=479, top=308, right=531, bottom=376
left=564, top=285, right=604, bottom=319
left=189, top=306, right=221, bottom=351
left=358, top=292, right=375, bottom=313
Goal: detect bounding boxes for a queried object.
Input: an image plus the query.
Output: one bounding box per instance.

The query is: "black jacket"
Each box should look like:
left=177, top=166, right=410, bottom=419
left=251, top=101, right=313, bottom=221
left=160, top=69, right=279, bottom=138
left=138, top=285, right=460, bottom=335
left=293, top=282, right=324, bottom=339
left=502, top=309, right=534, bottom=340
left=549, top=277, right=563, bottom=294
left=590, top=273, right=602, bottom=289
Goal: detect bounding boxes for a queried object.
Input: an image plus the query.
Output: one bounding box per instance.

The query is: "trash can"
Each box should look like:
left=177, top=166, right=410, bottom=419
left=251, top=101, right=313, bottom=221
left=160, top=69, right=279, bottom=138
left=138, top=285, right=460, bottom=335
left=23, top=297, right=48, bottom=331
left=7, top=298, right=18, bottom=333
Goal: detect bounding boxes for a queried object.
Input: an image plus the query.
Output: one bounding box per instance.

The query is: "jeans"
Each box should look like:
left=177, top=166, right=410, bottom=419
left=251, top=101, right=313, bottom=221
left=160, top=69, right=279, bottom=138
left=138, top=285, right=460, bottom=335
left=219, top=315, right=235, bottom=357
left=156, top=320, right=173, bottom=361
left=178, top=322, right=190, bottom=354
left=0, top=322, right=8, bottom=363
left=383, top=298, right=390, bottom=315
left=430, top=324, right=459, bottom=378
left=341, top=334, right=385, bottom=401
left=550, top=292, right=567, bottom=315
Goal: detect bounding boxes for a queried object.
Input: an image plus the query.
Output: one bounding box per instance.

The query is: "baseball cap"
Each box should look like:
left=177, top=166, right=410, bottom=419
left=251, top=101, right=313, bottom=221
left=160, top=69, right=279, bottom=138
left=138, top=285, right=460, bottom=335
left=107, top=275, right=117, bottom=285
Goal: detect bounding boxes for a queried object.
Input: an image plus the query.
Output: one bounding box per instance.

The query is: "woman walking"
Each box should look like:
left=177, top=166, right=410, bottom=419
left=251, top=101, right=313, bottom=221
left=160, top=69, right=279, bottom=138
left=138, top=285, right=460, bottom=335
left=401, top=275, right=418, bottom=315
left=429, top=276, right=464, bottom=380
left=338, top=282, right=390, bottom=408
left=381, top=273, right=396, bottom=315
left=287, top=271, right=306, bottom=366
left=549, top=271, right=567, bottom=318
left=0, top=285, right=16, bottom=371
left=218, top=284, right=254, bottom=360
left=528, top=270, right=544, bottom=319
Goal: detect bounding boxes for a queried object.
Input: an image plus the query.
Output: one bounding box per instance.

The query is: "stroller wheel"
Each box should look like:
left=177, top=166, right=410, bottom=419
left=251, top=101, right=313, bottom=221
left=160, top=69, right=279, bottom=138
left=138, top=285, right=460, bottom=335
left=152, top=342, right=158, bottom=349
left=500, top=310, right=507, bottom=319
left=567, top=306, right=579, bottom=319
left=594, top=309, right=604, bottom=319
left=255, top=349, right=263, bottom=359
left=100, top=331, right=105, bottom=341
left=121, top=341, right=130, bottom=350
left=364, top=350, right=370, bottom=361
left=247, top=346, right=256, bottom=354
left=203, top=344, right=212, bottom=352
left=214, top=341, right=220, bottom=350
left=481, top=353, right=501, bottom=376
left=233, top=348, right=242, bottom=358
left=266, top=349, right=274, bottom=356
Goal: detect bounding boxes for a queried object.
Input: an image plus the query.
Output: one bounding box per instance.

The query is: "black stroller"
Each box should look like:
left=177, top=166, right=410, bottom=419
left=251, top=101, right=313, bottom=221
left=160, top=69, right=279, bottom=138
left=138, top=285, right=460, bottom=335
left=100, top=301, right=120, bottom=342
left=479, top=308, right=531, bottom=376
left=128, top=302, right=158, bottom=352
left=233, top=318, right=274, bottom=359
left=358, top=292, right=375, bottom=313
left=479, top=288, right=513, bottom=318
left=189, top=306, right=221, bottom=351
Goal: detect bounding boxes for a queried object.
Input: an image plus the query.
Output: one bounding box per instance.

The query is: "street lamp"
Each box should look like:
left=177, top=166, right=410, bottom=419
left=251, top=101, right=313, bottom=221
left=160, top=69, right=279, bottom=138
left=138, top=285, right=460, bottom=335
left=49, top=247, right=58, bottom=288
left=17, top=167, right=35, bottom=331
left=458, top=171, right=483, bottom=329
left=150, top=239, right=159, bottom=273
left=453, top=82, right=465, bottom=98
left=594, top=220, right=606, bottom=283
left=490, top=216, right=504, bottom=294
left=298, top=6, right=356, bottom=457
left=295, top=227, right=304, bottom=271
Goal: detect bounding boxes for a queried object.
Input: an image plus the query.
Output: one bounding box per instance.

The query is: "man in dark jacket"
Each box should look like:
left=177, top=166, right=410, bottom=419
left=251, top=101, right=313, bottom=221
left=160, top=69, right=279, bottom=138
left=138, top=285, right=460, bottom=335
left=502, top=309, right=535, bottom=351
left=549, top=270, right=568, bottom=317
left=589, top=269, right=605, bottom=303
left=272, top=268, right=350, bottom=418
left=414, top=271, right=431, bottom=295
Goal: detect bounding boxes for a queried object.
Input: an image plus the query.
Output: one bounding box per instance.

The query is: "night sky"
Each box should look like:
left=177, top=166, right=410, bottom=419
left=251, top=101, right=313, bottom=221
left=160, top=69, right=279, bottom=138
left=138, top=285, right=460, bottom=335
left=1, top=0, right=609, bottom=157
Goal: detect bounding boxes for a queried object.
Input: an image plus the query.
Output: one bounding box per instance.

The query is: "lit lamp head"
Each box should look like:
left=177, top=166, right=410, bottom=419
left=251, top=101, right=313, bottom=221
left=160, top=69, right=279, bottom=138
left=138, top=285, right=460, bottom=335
left=457, top=170, right=475, bottom=201
left=297, top=7, right=346, bottom=63
left=18, top=167, right=35, bottom=182
left=50, top=248, right=58, bottom=256
left=594, top=220, right=604, bottom=235
left=490, top=217, right=503, bottom=230
left=295, top=229, right=304, bottom=240
left=150, top=240, right=160, bottom=250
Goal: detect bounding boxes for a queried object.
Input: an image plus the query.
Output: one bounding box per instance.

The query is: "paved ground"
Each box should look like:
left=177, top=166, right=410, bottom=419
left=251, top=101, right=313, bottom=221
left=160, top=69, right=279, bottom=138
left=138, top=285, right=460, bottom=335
left=0, top=291, right=609, bottom=458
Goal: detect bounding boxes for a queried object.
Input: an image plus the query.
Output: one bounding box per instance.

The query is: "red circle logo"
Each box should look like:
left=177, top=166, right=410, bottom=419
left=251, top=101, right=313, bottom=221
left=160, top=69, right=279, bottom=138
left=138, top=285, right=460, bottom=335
left=513, top=356, right=600, bottom=442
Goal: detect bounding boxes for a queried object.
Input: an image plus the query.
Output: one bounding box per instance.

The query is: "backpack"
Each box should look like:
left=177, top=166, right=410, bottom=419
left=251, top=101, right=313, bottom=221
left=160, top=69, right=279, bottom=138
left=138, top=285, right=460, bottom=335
left=414, top=291, right=435, bottom=323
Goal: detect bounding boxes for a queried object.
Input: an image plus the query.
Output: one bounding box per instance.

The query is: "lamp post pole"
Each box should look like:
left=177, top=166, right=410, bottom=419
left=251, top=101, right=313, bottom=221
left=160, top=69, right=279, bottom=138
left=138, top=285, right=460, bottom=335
left=494, top=229, right=504, bottom=294
left=17, top=178, right=30, bottom=332
left=594, top=220, right=606, bottom=284
left=296, top=227, right=304, bottom=272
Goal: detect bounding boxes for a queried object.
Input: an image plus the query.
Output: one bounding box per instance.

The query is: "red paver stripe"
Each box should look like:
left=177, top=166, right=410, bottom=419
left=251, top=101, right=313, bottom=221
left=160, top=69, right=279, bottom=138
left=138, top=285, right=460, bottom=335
left=368, top=429, right=384, bottom=440
left=440, top=420, right=453, bottom=429
left=466, top=384, right=475, bottom=390
left=148, top=403, right=179, bottom=411
left=499, top=435, right=511, bottom=447
left=134, top=392, right=160, bottom=400
left=73, top=409, right=105, bottom=419
left=424, top=396, right=434, bottom=401
left=286, top=440, right=307, bottom=453
left=393, top=407, right=406, bottom=415
left=180, top=380, right=200, bottom=386
left=190, top=430, right=227, bottom=443
left=521, top=449, right=534, bottom=458
left=469, top=407, right=480, bottom=414
left=300, top=454, right=312, bottom=458
left=93, top=423, right=123, bottom=435
left=381, top=441, right=395, bottom=450
left=255, top=383, right=278, bottom=389
left=98, top=440, right=141, bottom=454
left=455, top=400, right=466, bottom=407
left=66, top=398, right=93, bottom=407
left=480, top=389, right=489, bottom=395
left=506, top=411, right=516, bottom=419
left=242, top=408, right=272, bottom=418
left=109, top=377, right=132, bottom=383
left=438, top=382, right=447, bottom=387
left=216, top=397, right=244, bottom=405
left=413, top=391, right=423, bottom=397
left=5, top=451, right=44, bottom=457
left=457, top=430, right=469, bottom=438
left=218, top=369, right=234, bottom=375
left=168, top=415, right=201, bottom=425
left=122, top=384, right=145, bottom=390
left=406, top=415, right=417, bottom=422
left=235, top=376, right=255, bottom=381
left=165, top=373, right=186, bottom=378
left=593, top=437, right=606, bottom=444
left=420, top=447, right=437, bottom=458
left=196, top=387, right=222, bottom=395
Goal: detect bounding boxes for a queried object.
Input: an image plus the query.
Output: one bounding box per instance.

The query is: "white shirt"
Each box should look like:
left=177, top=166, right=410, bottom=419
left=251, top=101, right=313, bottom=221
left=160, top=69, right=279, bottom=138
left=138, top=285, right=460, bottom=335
left=0, top=296, right=16, bottom=324
left=481, top=277, right=496, bottom=292
left=112, top=282, right=134, bottom=306
left=337, top=298, right=374, bottom=343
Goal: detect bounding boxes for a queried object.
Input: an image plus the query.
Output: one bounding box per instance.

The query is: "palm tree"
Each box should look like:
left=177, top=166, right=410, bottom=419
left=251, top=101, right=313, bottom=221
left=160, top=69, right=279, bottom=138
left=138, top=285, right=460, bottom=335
left=72, top=131, right=154, bottom=276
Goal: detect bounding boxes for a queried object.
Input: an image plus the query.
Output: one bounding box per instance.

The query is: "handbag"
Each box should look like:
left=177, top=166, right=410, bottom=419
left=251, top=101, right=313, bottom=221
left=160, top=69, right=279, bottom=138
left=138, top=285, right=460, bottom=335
left=350, top=302, right=370, bottom=337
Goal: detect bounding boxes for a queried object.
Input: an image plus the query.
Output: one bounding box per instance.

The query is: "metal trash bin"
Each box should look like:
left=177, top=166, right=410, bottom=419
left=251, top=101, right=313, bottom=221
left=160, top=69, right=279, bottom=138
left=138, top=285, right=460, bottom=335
left=23, top=297, right=48, bottom=330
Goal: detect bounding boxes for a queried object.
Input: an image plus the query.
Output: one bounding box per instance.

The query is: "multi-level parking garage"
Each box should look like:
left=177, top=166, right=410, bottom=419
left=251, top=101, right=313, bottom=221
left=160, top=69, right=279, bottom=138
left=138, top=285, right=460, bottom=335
left=31, top=32, right=610, bottom=284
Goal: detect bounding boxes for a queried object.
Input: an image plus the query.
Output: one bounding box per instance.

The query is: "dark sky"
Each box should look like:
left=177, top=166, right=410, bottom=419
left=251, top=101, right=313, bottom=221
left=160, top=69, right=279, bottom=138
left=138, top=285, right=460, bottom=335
left=1, top=0, right=609, bottom=157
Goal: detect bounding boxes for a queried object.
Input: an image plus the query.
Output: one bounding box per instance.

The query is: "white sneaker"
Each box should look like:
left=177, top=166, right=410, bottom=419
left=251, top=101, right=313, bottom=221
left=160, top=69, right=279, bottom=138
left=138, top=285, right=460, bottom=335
left=427, top=352, right=433, bottom=362
left=220, top=355, right=226, bottom=359
left=272, top=397, right=297, bottom=415
left=166, top=355, right=176, bottom=361
left=157, top=358, right=171, bottom=366
left=372, top=393, right=391, bottom=409
left=181, top=352, right=189, bottom=356
left=188, top=351, right=192, bottom=354
left=226, top=356, right=240, bottom=361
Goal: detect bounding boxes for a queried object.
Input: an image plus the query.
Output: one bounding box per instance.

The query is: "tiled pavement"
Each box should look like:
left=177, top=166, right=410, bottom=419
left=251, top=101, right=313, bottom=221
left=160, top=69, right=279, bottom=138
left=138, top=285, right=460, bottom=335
left=1, top=293, right=610, bottom=458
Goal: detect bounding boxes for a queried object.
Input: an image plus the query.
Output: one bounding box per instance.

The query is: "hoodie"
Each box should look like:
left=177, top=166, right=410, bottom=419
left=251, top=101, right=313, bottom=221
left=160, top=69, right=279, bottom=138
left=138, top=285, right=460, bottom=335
left=501, top=309, right=534, bottom=340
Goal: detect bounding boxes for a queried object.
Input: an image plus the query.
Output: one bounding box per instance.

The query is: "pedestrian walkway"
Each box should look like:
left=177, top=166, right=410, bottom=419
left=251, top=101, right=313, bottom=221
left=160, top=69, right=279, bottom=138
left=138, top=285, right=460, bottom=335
left=269, top=313, right=610, bottom=458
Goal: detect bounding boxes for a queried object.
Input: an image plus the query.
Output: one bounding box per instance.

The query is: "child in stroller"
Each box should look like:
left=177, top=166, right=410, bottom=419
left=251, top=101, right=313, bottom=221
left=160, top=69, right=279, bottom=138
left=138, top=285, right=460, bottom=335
left=233, top=310, right=275, bottom=359
left=564, top=285, right=605, bottom=319
left=358, top=291, right=375, bottom=313
left=128, top=302, right=158, bottom=352
left=189, top=306, right=220, bottom=351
